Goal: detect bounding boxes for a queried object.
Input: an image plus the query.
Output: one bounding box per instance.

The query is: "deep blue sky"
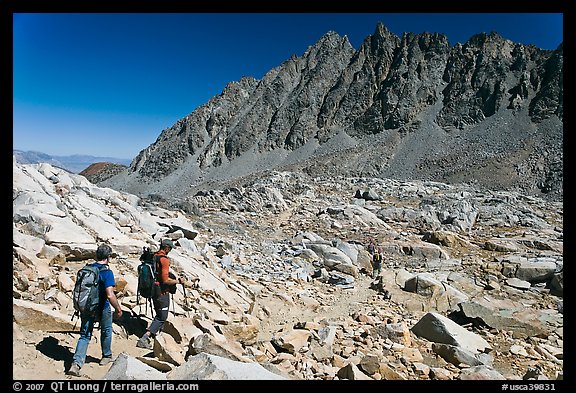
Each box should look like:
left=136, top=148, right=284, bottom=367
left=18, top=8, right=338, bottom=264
left=13, top=13, right=563, bottom=160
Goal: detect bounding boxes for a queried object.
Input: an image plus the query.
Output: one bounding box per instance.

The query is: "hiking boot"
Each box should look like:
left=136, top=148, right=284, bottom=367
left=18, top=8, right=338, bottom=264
left=136, top=335, right=153, bottom=349
left=67, top=363, right=81, bottom=377
left=99, top=357, right=113, bottom=366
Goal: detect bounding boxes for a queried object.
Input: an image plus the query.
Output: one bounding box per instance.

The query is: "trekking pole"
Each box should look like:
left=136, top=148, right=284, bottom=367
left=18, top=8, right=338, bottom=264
left=181, top=280, right=187, bottom=298
left=179, top=277, right=188, bottom=314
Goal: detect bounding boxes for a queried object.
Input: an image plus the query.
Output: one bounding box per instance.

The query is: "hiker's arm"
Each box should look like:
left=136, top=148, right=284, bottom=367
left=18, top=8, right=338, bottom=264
left=105, top=286, right=123, bottom=317
left=164, top=275, right=181, bottom=286
left=160, top=257, right=181, bottom=286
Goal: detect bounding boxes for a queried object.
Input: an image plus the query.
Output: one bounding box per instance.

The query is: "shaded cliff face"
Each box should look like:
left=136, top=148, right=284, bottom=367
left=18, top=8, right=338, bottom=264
left=103, top=23, right=562, bottom=202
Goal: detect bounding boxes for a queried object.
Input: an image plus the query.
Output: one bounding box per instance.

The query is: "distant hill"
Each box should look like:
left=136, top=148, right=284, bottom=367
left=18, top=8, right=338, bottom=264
left=13, top=150, right=132, bottom=174
left=79, top=162, right=128, bottom=184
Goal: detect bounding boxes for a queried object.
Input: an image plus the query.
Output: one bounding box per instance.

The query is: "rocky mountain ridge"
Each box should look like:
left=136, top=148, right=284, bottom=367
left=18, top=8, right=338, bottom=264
left=99, top=23, right=562, bottom=204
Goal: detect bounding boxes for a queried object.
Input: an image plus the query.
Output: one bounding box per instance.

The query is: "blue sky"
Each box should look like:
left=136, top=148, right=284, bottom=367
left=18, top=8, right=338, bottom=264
left=13, top=13, right=563, bottom=160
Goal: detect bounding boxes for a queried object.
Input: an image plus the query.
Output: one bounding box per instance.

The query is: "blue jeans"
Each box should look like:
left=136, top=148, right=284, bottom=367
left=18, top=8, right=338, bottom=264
left=72, top=305, right=113, bottom=367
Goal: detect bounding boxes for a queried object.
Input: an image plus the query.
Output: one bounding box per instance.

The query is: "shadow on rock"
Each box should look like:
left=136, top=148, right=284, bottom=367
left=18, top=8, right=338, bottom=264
left=115, top=310, right=148, bottom=338
left=36, top=336, right=73, bottom=363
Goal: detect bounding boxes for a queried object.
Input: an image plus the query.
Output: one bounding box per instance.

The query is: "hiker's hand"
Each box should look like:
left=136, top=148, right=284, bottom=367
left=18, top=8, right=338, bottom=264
left=113, top=309, right=123, bottom=319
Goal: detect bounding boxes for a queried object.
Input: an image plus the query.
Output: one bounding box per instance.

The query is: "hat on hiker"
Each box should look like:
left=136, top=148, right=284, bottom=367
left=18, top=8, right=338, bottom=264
left=161, top=239, right=175, bottom=249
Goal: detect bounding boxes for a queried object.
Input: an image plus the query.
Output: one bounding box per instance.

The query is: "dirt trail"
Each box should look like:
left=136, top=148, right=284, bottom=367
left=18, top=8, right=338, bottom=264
left=13, top=273, right=391, bottom=380
left=13, top=316, right=158, bottom=380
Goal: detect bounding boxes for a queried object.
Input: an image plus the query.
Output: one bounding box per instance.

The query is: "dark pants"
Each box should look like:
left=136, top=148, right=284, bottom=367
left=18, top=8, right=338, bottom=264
left=372, top=263, right=382, bottom=279
left=148, top=292, right=170, bottom=336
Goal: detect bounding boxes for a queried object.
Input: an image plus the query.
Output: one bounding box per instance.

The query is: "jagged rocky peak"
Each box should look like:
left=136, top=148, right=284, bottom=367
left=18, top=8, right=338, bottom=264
left=353, top=22, right=399, bottom=64
left=438, top=27, right=564, bottom=129
left=466, top=31, right=515, bottom=54
left=370, top=21, right=400, bottom=46
left=101, top=21, right=562, bottom=204
left=304, top=30, right=353, bottom=54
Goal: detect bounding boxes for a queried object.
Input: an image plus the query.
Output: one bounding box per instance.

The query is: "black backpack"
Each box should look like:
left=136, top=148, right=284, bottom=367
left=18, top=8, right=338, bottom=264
left=137, top=247, right=179, bottom=317
left=72, top=263, right=107, bottom=320
left=137, top=247, right=160, bottom=301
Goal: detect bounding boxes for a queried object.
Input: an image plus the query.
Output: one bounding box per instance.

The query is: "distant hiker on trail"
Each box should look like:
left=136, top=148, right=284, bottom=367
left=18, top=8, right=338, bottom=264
left=367, top=238, right=376, bottom=255
left=372, top=247, right=383, bottom=279
left=67, top=244, right=123, bottom=377
left=136, top=238, right=183, bottom=349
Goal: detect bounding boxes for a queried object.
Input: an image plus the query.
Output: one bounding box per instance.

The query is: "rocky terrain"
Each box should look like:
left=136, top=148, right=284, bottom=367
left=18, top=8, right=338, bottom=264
left=99, top=23, right=563, bottom=204
left=13, top=159, right=563, bottom=381
left=12, top=22, right=564, bottom=383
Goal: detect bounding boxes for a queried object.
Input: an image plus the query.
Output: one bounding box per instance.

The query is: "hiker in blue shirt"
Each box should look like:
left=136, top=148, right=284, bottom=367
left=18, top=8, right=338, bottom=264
left=67, top=244, right=123, bottom=377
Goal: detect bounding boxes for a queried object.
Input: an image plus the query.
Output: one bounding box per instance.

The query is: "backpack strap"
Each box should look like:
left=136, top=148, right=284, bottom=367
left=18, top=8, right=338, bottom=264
left=93, top=263, right=108, bottom=290
left=91, top=262, right=109, bottom=273
left=154, top=255, right=162, bottom=281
